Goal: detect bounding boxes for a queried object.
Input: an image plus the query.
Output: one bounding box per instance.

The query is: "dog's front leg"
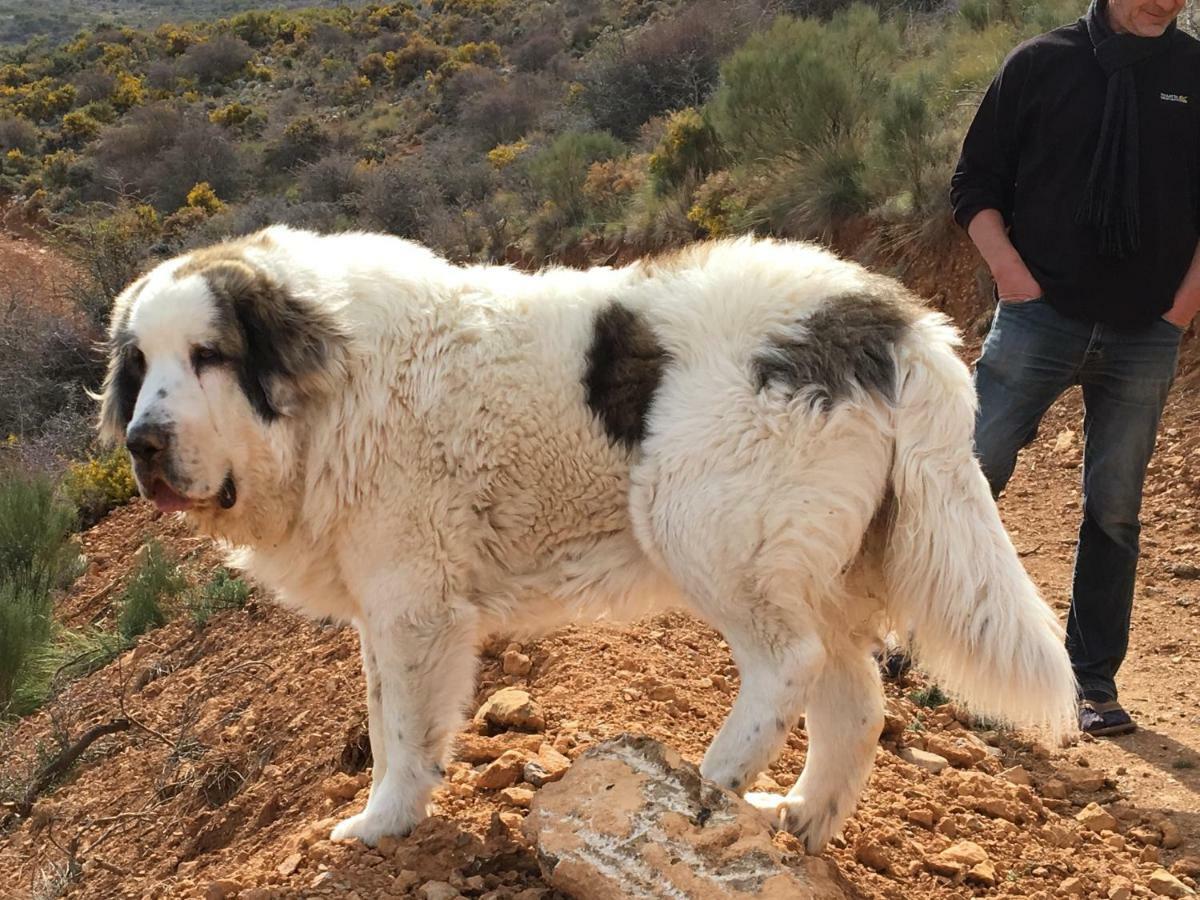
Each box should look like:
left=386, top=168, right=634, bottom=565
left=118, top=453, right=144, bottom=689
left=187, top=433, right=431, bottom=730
left=331, top=603, right=479, bottom=846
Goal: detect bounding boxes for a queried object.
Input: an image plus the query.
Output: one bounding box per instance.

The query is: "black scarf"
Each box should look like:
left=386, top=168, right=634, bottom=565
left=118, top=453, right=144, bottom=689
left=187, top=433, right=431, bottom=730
left=1076, top=0, right=1176, bottom=258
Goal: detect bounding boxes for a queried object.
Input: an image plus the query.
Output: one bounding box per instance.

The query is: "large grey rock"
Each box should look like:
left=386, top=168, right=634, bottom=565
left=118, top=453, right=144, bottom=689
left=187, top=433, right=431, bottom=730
left=523, top=735, right=856, bottom=900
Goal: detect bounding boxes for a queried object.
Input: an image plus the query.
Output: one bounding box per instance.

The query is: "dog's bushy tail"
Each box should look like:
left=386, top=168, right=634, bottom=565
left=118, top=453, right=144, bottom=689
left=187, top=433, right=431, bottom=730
left=884, top=314, right=1077, bottom=745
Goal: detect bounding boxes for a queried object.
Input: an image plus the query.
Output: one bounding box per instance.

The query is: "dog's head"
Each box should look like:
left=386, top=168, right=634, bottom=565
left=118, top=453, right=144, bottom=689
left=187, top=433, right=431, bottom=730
left=97, top=231, right=346, bottom=520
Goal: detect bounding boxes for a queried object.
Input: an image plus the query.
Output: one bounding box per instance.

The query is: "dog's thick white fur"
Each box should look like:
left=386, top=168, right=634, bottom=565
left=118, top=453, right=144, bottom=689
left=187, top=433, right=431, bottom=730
left=99, top=227, right=1077, bottom=853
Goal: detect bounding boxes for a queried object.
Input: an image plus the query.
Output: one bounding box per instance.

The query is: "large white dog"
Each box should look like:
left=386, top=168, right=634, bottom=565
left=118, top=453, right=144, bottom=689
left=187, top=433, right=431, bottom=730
left=98, top=227, right=1076, bottom=853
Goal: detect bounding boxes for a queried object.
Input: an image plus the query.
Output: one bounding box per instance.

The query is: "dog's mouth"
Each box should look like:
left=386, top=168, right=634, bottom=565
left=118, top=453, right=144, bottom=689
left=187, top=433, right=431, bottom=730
left=147, top=472, right=237, bottom=513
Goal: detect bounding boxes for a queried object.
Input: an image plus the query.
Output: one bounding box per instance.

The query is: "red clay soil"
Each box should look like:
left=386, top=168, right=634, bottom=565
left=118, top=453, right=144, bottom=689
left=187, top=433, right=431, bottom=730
left=0, top=240, right=1197, bottom=900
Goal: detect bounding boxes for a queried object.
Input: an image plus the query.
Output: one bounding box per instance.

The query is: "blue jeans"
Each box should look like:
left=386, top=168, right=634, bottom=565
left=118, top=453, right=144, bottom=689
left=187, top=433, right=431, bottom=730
left=973, top=299, right=1183, bottom=703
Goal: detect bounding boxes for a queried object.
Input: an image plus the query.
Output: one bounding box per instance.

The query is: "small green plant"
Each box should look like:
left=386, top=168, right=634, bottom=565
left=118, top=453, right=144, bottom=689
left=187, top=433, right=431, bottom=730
left=117, top=540, right=185, bottom=640
left=908, top=684, right=949, bottom=709
left=0, top=473, right=79, bottom=714
left=187, top=567, right=251, bottom=627
left=1172, top=758, right=1196, bottom=771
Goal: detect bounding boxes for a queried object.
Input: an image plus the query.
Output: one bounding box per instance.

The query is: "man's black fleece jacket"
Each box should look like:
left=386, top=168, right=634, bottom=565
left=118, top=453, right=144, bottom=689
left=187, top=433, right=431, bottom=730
left=950, top=20, right=1200, bottom=330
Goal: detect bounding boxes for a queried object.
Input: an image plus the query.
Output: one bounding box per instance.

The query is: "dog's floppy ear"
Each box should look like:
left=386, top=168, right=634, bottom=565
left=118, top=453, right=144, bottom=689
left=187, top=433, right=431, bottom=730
left=94, top=333, right=144, bottom=445
left=201, top=259, right=348, bottom=421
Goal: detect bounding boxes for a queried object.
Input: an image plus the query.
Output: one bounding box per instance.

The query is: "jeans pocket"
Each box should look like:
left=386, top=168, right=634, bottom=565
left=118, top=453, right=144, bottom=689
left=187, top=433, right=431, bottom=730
left=1158, top=316, right=1186, bottom=336
left=998, top=295, right=1044, bottom=309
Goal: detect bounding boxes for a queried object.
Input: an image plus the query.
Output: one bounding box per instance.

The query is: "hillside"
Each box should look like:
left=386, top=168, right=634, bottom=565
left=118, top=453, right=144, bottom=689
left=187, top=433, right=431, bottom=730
left=0, top=1, right=349, bottom=48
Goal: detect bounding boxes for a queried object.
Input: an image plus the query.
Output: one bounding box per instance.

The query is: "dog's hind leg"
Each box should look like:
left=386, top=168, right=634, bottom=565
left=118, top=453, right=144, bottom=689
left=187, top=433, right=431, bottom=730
left=744, top=643, right=884, bottom=854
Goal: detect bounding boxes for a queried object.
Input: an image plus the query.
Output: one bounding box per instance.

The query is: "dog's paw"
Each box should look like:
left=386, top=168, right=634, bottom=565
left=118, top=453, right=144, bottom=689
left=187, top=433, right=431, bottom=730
left=329, top=808, right=421, bottom=847
left=743, top=792, right=841, bottom=854
left=742, top=791, right=786, bottom=830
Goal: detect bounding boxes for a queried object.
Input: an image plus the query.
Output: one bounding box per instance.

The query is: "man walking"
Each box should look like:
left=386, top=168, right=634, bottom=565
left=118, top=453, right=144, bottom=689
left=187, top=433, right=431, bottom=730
left=951, top=0, right=1200, bottom=735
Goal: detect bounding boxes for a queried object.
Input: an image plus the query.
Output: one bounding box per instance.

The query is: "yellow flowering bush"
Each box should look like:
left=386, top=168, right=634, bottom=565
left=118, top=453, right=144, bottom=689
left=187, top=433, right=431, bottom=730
left=486, top=139, right=529, bottom=170
left=185, top=181, right=223, bottom=214
left=61, top=446, right=137, bottom=526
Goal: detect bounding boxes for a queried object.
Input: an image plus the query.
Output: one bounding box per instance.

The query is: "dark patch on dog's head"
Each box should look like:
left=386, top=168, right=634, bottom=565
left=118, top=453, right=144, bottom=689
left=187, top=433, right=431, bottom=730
left=583, top=302, right=671, bottom=451
left=97, top=328, right=146, bottom=444
left=183, top=257, right=347, bottom=422
left=754, top=291, right=916, bottom=409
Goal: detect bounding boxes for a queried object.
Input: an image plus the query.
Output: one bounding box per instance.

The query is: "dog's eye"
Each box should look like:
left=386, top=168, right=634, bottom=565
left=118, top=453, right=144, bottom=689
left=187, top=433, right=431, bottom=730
left=191, top=345, right=223, bottom=371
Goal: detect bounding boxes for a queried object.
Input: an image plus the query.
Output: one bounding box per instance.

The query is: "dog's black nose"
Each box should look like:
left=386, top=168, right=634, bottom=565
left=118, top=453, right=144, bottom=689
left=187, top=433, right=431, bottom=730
left=126, top=423, right=171, bottom=463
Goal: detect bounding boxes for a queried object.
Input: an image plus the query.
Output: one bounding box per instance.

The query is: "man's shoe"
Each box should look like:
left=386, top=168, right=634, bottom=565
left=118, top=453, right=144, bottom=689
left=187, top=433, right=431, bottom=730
left=1079, top=700, right=1137, bottom=737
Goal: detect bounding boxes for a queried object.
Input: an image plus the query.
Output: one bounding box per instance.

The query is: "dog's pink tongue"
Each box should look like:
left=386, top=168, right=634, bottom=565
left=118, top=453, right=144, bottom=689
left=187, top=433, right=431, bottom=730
left=152, top=480, right=193, bottom=513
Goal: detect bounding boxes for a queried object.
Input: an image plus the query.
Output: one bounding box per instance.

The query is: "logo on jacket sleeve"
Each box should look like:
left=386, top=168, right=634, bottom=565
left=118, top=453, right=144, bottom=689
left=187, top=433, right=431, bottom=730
left=1160, top=92, right=1189, bottom=104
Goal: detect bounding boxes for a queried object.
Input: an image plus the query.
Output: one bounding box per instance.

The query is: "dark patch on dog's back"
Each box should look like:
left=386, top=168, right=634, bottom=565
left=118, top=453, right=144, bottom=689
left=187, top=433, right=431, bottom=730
left=583, top=302, right=670, bottom=450
left=754, top=291, right=914, bottom=408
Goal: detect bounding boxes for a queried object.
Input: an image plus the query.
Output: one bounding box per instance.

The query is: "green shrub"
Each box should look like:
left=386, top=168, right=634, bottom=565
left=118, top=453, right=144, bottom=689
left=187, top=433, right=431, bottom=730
left=60, top=446, right=137, bottom=528
left=527, top=130, right=625, bottom=226
left=711, top=9, right=896, bottom=164
left=117, top=540, right=185, bottom=641
left=870, top=73, right=947, bottom=209
left=909, top=683, right=949, bottom=709
left=757, top=140, right=872, bottom=239
left=0, top=473, right=79, bottom=713
left=187, top=567, right=251, bottom=628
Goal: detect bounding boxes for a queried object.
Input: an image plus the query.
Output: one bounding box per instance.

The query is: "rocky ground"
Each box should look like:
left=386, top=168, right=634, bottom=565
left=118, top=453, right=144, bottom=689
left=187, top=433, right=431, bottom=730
left=0, top=246, right=1197, bottom=899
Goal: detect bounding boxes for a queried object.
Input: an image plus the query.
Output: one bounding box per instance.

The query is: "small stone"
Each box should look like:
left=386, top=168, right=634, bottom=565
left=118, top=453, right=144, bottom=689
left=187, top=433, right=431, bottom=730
left=967, top=860, right=997, bottom=887
left=905, top=807, right=935, bottom=829
left=924, top=734, right=987, bottom=767
left=1042, top=778, right=1069, bottom=799
left=501, top=786, right=535, bottom=808
left=277, top=853, right=303, bottom=877
left=1132, top=825, right=1165, bottom=847
left=205, top=881, right=242, bottom=900
left=456, top=732, right=545, bottom=763
left=1076, top=802, right=1119, bottom=833
left=524, top=745, right=571, bottom=788
left=1001, top=766, right=1033, bottom=787
left=1173, top=859, right=1200, bottom=879
left=899, top=747, right=949, bottom=774
left=418, top=881, right=463, bottom=900
left=502, top=651, right=532, bottom=677
left=710, top=674, right=730, bottom=692
left=1142, top=846, right=1163, bottom=864
left=1059, top=876, right=1086, bottom=896
left=375, top=835, right=400, bottom=857
left=882, top=700, right=909, bottom=736
left=854, top=837, right=893, bottom=874
left=321, top=772, right=367, bottom=802
left=927, top=841, right=988, bottom=877
left=1161, top=818, right=1183, bottom=850
left=393, top=871, right=421, bottom=892
left=1058, top=766, right=1106, bottom=792
left=477, top=750, right=529, bottom=790
left=1109, top=876, right=1134, bottom=900
left=1149, top=868, right=1196, bottom=898
left=1104, top=833, right=1126, bottom=851
left=474, top=688, right=546, bottom=733
left=647, top=684, right=677, bottom=702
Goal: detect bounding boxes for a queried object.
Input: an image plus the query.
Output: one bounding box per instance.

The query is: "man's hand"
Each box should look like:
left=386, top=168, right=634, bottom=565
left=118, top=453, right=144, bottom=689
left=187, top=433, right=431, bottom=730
left=966, top=209, right=1043, bottom=303
left=993, top=257, right=1044, bottom=303
left=1162, top=305, right=1194, bottom=329
left=1164, top=241, right=1200, bottom=330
